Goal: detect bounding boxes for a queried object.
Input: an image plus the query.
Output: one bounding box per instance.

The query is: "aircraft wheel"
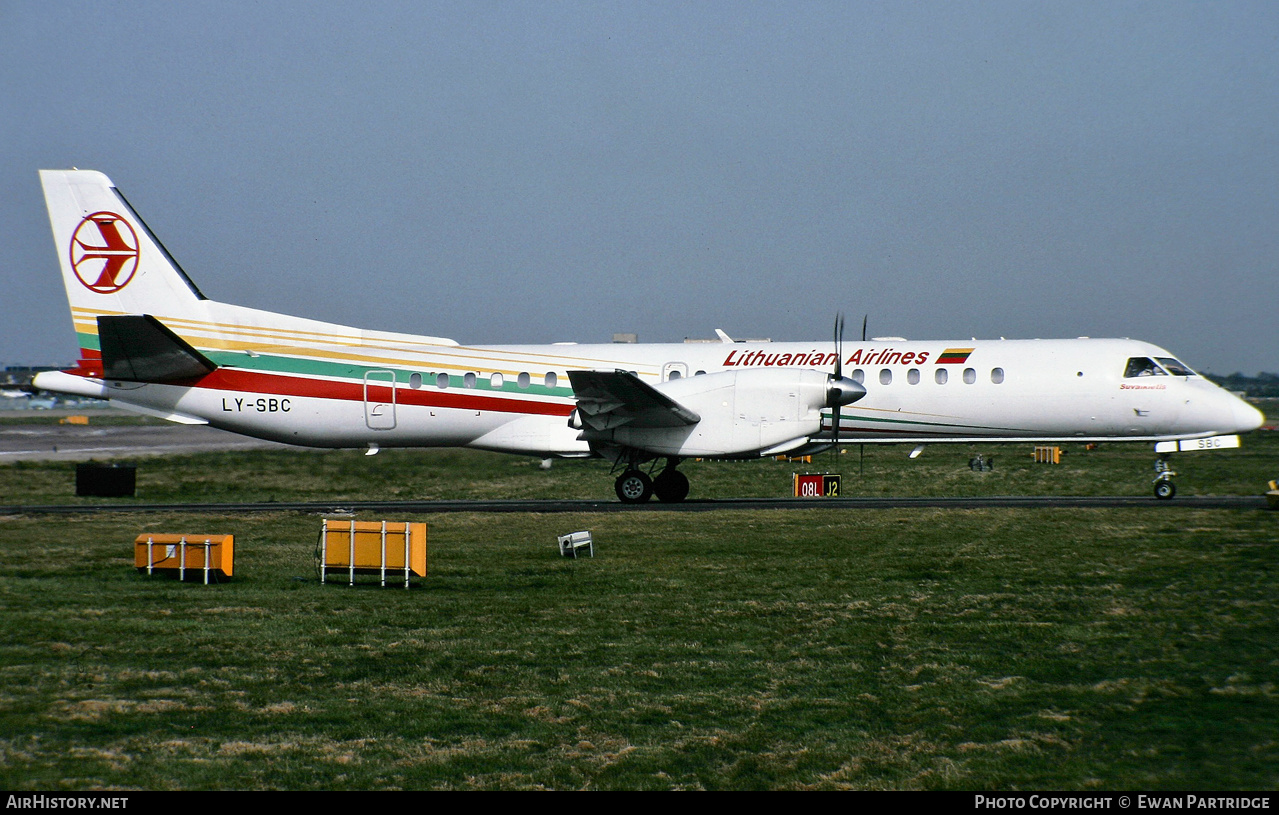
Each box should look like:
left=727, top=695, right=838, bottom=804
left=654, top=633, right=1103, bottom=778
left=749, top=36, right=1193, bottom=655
left=653, top=469, right=690, bottom=503
left=1154, top=481, right=1177, bottom=500
left=615, top=470, right=653, bottom=503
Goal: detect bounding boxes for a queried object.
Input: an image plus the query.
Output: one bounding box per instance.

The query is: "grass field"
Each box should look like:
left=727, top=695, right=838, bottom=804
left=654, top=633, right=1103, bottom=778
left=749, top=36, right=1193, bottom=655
left=1, top=415, right=1276, bottom=790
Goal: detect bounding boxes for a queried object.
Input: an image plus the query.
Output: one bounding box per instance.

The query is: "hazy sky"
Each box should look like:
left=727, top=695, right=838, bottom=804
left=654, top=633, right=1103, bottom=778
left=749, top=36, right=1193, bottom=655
left=3, top=1, right=1277, bottom=374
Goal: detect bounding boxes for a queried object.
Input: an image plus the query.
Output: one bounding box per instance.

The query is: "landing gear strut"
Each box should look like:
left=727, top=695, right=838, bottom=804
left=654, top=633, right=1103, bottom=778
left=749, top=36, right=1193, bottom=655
left=1153, top=456, right=1177, bottom=500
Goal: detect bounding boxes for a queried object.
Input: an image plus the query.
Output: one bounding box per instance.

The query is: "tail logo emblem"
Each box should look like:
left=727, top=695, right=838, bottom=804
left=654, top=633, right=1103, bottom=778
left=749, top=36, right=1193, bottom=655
left=69, top=212, right=139, bottom=293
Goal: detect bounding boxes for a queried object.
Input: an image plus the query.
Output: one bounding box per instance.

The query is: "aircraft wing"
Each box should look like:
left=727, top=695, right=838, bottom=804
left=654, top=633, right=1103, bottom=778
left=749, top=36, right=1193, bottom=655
left=567, top=370, right=701, bottom=431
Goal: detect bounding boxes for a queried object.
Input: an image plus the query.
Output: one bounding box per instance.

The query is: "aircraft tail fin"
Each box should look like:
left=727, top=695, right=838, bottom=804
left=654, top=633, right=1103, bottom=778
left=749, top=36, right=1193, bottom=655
left=40, top=169, right=209, bottom=363
left=40, top=169, right=460, bottom=374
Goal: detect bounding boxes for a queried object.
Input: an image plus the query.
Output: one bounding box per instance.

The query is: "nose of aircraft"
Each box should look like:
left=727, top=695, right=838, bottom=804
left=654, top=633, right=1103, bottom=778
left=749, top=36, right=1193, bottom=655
left=1182, top=382, right=1266, bottom=436
left=1232, top=395, right=1265, bottom=434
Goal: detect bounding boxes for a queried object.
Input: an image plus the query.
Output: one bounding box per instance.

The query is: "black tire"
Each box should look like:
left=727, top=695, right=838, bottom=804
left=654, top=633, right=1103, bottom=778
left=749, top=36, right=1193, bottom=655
left=1154, top=481, right=1176, bottom=500
left=653, top=469, right=690, bottom=503
left=615, top=470, right=653, bottom=503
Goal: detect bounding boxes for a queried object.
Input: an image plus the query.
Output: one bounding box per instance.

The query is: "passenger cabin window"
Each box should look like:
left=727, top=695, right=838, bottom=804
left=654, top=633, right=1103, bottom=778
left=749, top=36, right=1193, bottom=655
left=463, top=372, right=477, bottom=389
left=1124, top=357, right=1167, bottom=378
left=409, top=373, right=423, bottom=389
left=851, top=369, right=865, bottom=384
left=544, top=372, right=558, bottom=389
left=436, top=373, right=450, bottom=389
left=517, top=372, right=531, bottom=389
left=991, top=367, right=1005, bottom=384
left=907, top=368, right=920, bottom=385
left=935, top=368, right=948, bottom=385
left=963, top=367, right=976, bottom=384
left=879, top=369, right=892, bottom=385
left=490, top=372, right=504, bottom=388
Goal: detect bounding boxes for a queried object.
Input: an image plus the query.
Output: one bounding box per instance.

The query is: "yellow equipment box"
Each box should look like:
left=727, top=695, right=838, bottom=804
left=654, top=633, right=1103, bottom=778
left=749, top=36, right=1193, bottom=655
left=135, top=534, right=234, bottom=583
left=1033, top=446, right=1062, bottom=464
left=320, top=519, right=427, bottom=587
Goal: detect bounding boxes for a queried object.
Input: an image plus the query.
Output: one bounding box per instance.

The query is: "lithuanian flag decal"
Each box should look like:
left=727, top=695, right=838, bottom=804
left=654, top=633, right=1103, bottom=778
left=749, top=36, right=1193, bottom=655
left=937, top=347, right=974, bottom=364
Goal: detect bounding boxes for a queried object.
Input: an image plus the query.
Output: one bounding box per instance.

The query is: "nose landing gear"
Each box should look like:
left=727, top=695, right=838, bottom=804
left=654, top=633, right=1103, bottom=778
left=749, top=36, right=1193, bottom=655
left=1153, top=456, right=1177, bottom=500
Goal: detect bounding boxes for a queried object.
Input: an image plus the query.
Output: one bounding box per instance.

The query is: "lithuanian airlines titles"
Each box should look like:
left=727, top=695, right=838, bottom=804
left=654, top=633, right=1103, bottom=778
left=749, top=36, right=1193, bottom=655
left=32, top=170, right=1264, bottom=502
left=722, top=346, right=944, bottom=368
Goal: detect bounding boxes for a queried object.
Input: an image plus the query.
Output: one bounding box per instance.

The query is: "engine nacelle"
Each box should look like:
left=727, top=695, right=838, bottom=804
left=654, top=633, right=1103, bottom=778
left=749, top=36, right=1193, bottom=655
left=602, top=368, right=831, bottom=458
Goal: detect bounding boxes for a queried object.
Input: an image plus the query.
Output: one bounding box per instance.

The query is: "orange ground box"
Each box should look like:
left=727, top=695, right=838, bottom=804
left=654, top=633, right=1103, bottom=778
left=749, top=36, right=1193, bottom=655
left=1033, top=446, right=1062, bottom=464
left=135, top=534, right=234, bottom=583
left=320, top=519, right=427, bottom=587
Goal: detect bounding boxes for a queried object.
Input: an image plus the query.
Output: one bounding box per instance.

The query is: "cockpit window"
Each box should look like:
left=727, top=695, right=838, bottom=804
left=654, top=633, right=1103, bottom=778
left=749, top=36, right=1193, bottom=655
left=1124, top=357, right=1167, bottom=378
left=1156, top=357, right=1195, bottom=376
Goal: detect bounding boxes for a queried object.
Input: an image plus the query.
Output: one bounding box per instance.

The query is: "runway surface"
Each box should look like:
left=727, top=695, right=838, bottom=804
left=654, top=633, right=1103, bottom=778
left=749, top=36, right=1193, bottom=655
left=1, top=495, right=1268, bottom=515
left=0, top=413, right=294, bottom=462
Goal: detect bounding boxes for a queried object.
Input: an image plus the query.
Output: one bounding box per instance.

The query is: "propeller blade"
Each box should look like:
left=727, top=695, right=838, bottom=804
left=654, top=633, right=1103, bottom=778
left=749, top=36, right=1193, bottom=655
left=833, top=404, right=840, bottom=457
left=833, top=313, right=844, bottom=380
left=832, top=312, right=845, bottom=454
left=826, top=312, right=868, bottom=457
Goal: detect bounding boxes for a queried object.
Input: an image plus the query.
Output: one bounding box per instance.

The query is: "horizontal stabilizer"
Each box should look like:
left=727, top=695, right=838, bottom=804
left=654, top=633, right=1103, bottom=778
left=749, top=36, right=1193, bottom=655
left=98, top=315, right=217, bottom=382
left=567, top=370, right=701, bottom=431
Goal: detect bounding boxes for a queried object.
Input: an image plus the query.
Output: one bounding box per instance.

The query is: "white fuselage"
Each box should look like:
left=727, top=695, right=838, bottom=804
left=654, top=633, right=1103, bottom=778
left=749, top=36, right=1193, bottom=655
left=42, top=335, right=1264, bottom=459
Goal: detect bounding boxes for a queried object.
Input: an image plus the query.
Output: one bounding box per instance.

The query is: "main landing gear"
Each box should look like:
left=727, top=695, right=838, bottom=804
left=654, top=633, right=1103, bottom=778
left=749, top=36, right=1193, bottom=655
left=1153, top=456, right=1177, bottom=500
left=614, top=460, right=689, bottom=504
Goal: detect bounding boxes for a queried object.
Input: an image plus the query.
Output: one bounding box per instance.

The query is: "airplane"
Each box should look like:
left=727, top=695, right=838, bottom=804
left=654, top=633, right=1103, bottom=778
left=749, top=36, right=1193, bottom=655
left=32, top=169, right=1265, bottom=502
